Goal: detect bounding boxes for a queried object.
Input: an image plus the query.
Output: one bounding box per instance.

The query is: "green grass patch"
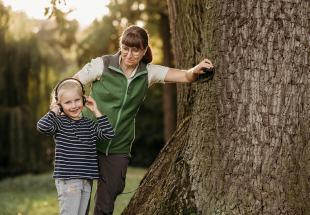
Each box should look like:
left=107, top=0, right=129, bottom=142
left=0, top=167, right=146, bottom=215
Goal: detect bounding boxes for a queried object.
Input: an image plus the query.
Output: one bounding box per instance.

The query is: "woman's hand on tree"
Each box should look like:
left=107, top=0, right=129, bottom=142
left=164, top=58, right=214, bottom=83
left=190, top=58, right=214, bottom=75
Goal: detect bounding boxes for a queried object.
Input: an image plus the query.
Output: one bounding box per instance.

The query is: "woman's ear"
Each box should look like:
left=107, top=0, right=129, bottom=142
left=143, top=47, right=148, bottom=55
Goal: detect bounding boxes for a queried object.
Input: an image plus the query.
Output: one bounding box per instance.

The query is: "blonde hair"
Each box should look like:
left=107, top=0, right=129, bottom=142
left=51, top=79, right=84, bottom=105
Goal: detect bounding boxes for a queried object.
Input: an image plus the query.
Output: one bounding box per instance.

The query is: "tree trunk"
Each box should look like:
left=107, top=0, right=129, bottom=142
left=122, top=0, right=310, bottom=214
left=159, top=12, right=177, bottom=143
left=0, top=39, right=50, bottom=177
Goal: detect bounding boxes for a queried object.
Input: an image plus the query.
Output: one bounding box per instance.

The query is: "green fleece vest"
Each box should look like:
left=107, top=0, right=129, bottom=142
left=83, top=52, right=148, bottom=155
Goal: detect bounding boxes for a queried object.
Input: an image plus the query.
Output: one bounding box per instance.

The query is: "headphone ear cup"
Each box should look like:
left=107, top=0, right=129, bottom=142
left=57, top=104, right=63, bottom=113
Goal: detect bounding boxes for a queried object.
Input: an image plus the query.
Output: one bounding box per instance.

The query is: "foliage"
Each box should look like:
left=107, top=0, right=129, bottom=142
left=0, top=1, right=78, bottom=178
left=76, top=16, right=119, bottom=66
left=44, top=0, right=78, bottom=49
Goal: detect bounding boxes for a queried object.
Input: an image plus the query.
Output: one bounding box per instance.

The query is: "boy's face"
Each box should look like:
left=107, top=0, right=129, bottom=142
left=59, top=89, right=84, bottom=120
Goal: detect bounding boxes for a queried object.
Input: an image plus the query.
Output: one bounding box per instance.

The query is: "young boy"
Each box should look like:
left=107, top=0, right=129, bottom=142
left=37, top=78, right=114, bottom=215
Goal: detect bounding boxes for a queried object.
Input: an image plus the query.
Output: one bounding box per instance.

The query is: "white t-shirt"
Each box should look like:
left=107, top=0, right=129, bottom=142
left=77, top=57, right=169, bottom=87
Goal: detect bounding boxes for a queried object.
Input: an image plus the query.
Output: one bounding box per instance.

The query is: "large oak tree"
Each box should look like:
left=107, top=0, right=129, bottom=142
left=123, top=0, right=310, bottom=214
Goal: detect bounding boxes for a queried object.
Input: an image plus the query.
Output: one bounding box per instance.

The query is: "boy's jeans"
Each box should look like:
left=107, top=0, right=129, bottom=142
left=55, top=179, right=92, bottom=215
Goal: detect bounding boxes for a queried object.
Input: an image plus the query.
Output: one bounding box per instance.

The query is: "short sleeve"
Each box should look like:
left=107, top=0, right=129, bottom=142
left=147, top=64, right=169, bottom=87
left=76, top=57, right=104, bottom=85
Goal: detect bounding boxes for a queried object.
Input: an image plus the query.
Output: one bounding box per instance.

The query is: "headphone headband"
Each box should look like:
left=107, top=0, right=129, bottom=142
left=54, top=78, right=85, bottom=101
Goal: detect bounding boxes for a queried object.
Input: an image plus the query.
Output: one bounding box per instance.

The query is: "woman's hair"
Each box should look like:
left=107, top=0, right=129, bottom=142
left=120, top=25, right=153, bottom=63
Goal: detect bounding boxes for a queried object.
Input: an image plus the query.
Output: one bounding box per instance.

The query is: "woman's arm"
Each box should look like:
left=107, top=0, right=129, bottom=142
left=95, top=116, right=115, bottom=140
left=164, top=58, right=214, bottom=83
left=73, top=57, right=103, bottom=84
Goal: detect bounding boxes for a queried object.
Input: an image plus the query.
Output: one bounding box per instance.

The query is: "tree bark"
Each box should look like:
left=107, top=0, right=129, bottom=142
left=159, top=12, right=177, bottom=143
left=122, top=0, right=310, bottom=214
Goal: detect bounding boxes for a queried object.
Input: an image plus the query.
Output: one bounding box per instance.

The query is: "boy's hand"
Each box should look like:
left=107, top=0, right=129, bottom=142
left=85, top=96, right=102, bottom=117
left=50, top=101, right=61, bottom=115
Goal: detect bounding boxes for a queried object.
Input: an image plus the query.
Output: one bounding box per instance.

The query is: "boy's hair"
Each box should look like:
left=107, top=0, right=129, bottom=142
left=51, top=78, right=85, bottom=105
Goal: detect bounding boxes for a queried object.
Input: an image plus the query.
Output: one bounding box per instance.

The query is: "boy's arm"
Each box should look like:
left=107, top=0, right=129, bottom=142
left=36, top=111, right=59, bottom=135
left=85, top=95, right=115, bottom=140
left=95, top=116, right=115, bottom=140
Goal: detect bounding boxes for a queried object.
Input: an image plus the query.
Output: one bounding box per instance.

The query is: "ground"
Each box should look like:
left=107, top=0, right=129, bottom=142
left=0, top=167, right=146, bottom=215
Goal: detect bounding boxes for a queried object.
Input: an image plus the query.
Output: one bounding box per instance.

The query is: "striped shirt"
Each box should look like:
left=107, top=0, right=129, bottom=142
left=37, top=111, right=115, bottom=179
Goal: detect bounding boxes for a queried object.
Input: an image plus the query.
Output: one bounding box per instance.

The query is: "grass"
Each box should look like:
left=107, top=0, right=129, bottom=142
left=0, top=167, right=146, bottom=215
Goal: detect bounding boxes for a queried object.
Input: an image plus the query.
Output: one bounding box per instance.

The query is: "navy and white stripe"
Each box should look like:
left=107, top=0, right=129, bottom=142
left=37, top=111, right=115, bottom=179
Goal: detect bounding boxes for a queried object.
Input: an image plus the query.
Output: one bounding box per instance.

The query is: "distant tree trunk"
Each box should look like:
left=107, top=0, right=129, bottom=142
left=159, top=12, right=177, bottom=143
left=0, top=43, right=33, bottom=176
left=123, top=0, right=310, bottom=214
left=0, top=38, right=49, bottom=178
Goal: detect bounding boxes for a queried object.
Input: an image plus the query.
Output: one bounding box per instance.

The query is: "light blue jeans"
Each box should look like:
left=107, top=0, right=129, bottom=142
left=55, top=179, right=92, bottom=215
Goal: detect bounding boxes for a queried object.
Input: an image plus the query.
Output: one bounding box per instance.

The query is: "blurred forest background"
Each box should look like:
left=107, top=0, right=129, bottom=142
left=0, top=0, right=176, bottom=179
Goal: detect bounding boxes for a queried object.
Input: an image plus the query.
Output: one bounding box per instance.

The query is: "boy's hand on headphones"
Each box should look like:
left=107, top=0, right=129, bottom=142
left=50, top=101, right=61, bottom=115
left=85, top=96, right=102, bottom=117
left=85, top=96, right=96, bottom=111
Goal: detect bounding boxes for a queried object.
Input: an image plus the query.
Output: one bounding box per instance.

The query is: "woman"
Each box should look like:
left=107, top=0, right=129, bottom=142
left=74, top=25, right=214, bottom=215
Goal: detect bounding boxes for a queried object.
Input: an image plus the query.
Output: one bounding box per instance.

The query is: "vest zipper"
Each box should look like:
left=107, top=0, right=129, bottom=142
left=127, top=71, right=147, bottom=154
left=105, top=78, right=129, bottom=155
left=105, top=66, right=147, bottom=155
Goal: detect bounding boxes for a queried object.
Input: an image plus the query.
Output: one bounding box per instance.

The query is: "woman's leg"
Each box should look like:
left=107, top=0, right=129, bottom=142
left=94, top=154, right=129, bottom=215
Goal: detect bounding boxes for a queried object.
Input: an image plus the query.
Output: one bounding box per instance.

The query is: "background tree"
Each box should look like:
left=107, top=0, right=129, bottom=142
left=122, top=0, right=310, bottom=214
left=0, top=1, right=77, bottom=178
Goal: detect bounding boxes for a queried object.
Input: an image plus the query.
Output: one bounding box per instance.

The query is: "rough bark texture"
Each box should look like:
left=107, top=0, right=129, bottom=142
left=123, top=0, right=310, bottom=214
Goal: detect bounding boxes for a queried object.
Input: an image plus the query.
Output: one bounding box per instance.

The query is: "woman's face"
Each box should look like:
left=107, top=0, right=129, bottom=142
left=120, top=44, right=146, bottom=67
